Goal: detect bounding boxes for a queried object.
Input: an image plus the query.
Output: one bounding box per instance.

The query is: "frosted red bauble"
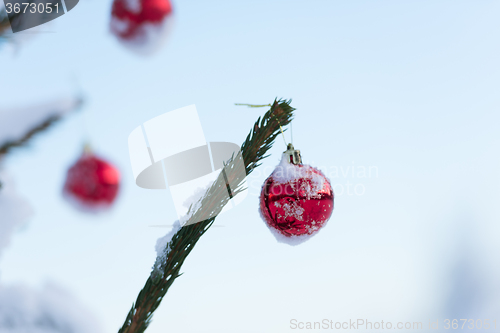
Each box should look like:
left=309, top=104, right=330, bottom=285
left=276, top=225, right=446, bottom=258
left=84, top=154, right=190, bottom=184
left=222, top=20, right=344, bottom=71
left=259, top=156, right=334, bottom=241
left=63, top=152, right=120, bottom=209
left=110, top=0, right=174, bottom=54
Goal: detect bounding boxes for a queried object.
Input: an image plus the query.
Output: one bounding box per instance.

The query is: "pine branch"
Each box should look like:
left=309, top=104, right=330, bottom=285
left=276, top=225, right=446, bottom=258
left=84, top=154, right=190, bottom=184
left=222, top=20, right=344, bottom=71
left=0, top=115, right=59, bottom=155
left=117, top=98, right=295, bottom=333
left=0, top=97, right=83, bottom=156
left=0, top=9, right=15, bottom=37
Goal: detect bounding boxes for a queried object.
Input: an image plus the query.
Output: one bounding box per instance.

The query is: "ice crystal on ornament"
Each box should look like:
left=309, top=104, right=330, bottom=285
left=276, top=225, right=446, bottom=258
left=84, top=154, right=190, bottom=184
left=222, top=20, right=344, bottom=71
left=276, top=200, right=305, bottom=222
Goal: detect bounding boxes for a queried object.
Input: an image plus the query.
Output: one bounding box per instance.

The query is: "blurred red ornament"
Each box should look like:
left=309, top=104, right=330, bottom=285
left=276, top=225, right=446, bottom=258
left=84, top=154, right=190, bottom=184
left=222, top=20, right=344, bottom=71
left=259, top=145, right=333, bottom=242
left=63, top=149, right=120, bottom=210
left=110, top=0, right=174, bottom=54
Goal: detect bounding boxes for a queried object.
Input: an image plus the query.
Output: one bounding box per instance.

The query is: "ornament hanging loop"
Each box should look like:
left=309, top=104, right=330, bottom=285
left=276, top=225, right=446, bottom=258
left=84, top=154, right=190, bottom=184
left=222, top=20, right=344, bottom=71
left=284, top=143, right=302, bottom=165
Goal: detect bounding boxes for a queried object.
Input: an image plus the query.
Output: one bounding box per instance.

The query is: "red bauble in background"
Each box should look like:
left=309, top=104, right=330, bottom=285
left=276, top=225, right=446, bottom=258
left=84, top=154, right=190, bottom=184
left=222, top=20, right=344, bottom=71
left=110, top=0, right=174, bottom=54
left=63, top=149, right=121, bottom=211
left=259, top=145, right=333, bottom=244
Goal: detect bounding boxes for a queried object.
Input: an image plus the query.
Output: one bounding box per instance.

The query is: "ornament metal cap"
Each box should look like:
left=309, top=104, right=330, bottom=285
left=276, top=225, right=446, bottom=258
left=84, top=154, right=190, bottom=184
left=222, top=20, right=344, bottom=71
left=284, top=143, right=302, bottom=165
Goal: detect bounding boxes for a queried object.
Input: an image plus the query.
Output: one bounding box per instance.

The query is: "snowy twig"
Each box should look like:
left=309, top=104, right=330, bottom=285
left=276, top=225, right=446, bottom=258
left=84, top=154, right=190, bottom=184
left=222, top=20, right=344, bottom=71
left=117, top=98, right=295, bottom=333
left=0, top=96, right=83, bottom=156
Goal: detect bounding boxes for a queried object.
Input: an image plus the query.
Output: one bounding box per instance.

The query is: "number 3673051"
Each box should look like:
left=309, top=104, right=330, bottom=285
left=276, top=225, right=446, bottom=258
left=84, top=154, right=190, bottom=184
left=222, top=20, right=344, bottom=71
left=5, top=2, right=60, bottom=14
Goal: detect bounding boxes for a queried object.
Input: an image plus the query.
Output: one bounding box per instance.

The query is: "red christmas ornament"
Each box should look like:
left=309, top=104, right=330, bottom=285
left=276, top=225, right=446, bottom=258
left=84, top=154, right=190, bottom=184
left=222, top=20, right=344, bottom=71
left=63, top=148, right=121, bottom=210
left=259, top=144, right=333, bottom=244
left=110, top=0, right=174, bottom=54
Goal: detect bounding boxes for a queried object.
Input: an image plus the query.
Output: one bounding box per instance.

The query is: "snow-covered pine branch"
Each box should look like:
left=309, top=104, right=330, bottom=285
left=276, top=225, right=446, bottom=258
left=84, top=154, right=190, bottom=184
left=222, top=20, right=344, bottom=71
left=0, top=96, right=83, bottom=156
left=0, top=95, right=82, bottom=241
left=118, top=99, right=295, bottom=333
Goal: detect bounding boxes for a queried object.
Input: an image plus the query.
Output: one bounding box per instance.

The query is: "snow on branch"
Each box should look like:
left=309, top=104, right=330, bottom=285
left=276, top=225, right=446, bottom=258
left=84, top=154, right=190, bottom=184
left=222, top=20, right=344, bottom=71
left=0, top=96, right=83, bottom=156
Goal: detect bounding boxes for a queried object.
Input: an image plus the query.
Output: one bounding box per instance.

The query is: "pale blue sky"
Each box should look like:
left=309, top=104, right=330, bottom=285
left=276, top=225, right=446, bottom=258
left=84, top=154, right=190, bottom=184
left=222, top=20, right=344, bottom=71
left=1, top=1, right=499, bottom=332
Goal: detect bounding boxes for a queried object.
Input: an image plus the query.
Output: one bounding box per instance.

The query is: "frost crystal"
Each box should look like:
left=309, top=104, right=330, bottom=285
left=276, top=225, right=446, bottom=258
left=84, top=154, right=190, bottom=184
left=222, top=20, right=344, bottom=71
left=278, top=200, right=305, bottom=221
